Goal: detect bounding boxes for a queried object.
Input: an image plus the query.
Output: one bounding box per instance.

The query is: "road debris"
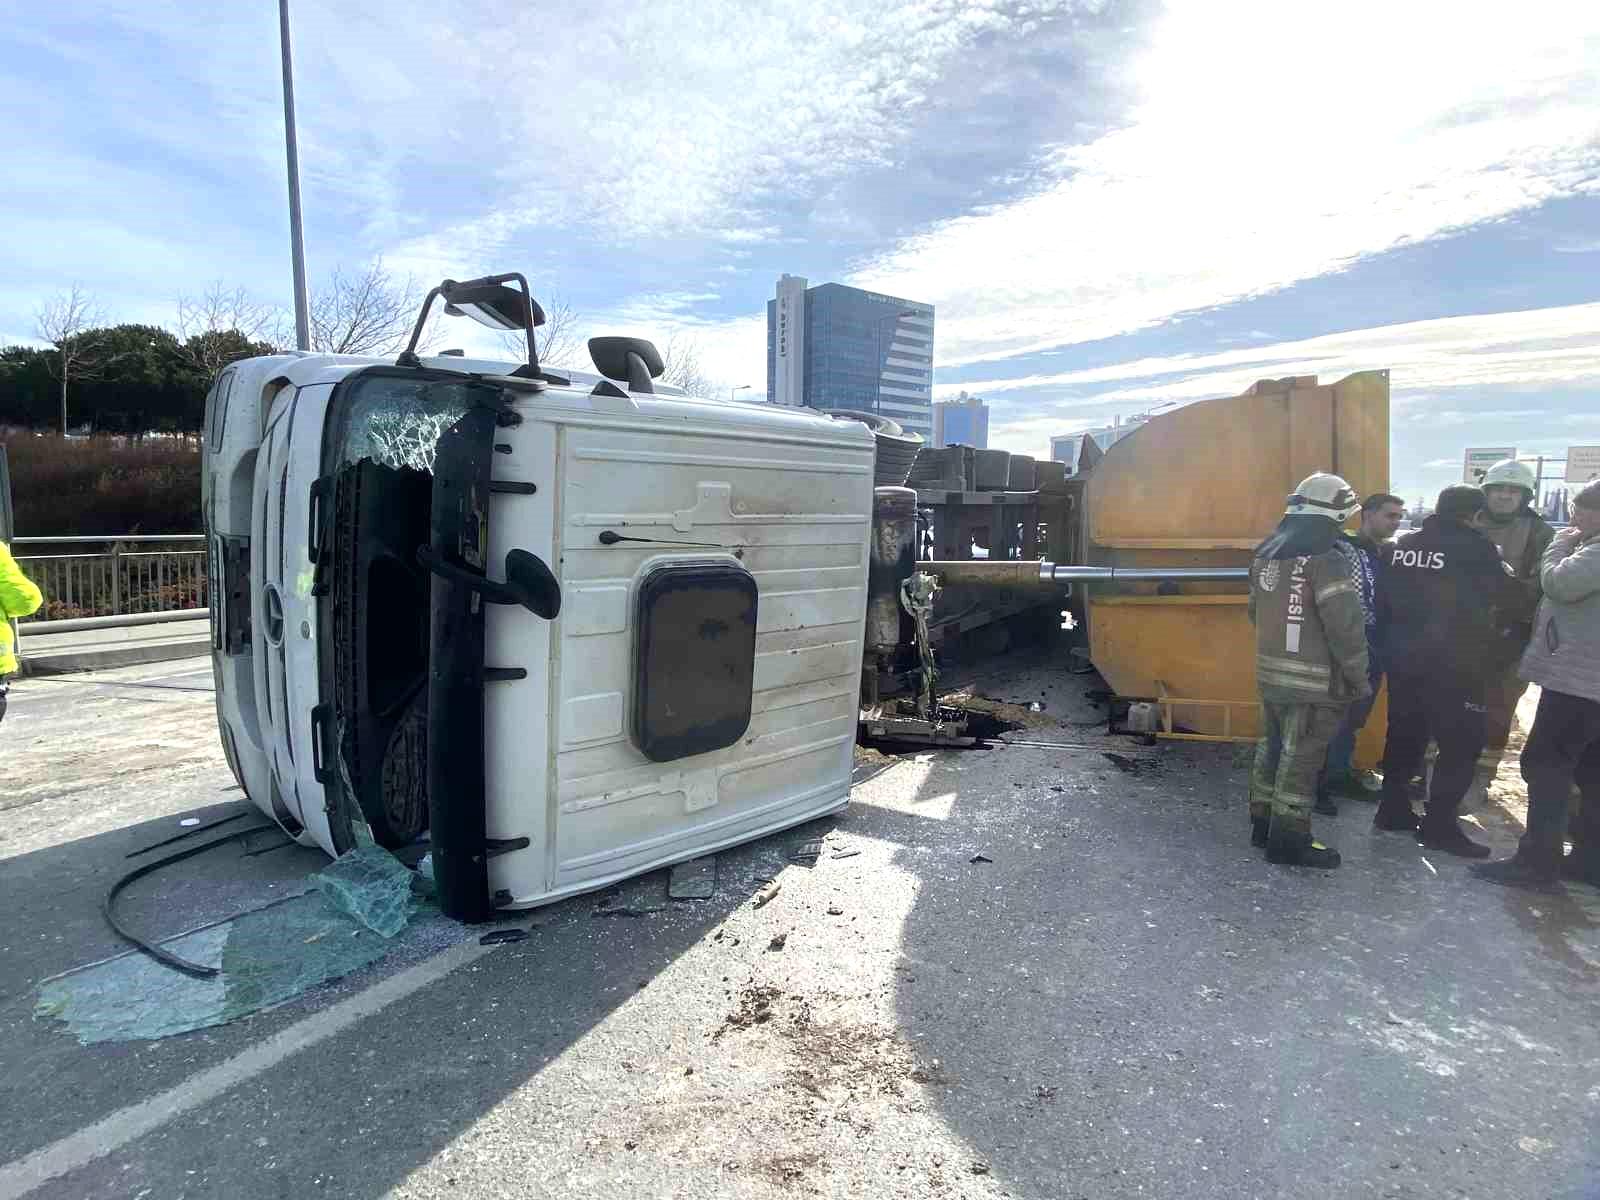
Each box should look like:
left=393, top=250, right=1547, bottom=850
left=668, top=856, right=718, bottom=900
left=752, top=880, right=782, bottom=908
left=970, top=853, right=993, bottom=864
left=594, top=903, right=664, bottom=917
left=768, top=931, right=789, bottom=951
left=479, top=928, right=528, bottom=946
left=790, top=839, right=825, bottom=865
left=830, top=847, right=862, bottom=860
left=827, top=904, right=845, bottom=916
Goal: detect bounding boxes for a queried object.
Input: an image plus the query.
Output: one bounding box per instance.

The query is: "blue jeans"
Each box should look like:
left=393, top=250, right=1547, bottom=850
left=1324, top=670, right=1382, bottom=781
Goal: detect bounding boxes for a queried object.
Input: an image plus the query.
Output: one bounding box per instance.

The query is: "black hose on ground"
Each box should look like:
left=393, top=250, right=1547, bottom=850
left=103, top=824, right=278, bottom=978
left=124, top=809, right=253, bottom=858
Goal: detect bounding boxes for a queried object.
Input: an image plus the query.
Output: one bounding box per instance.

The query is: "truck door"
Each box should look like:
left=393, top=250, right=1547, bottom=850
left=421, top=401, right=560, bottom=921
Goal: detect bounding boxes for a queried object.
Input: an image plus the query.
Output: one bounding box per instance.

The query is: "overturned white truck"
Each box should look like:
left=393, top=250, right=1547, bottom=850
left=203, top=274, right=878, bottom=921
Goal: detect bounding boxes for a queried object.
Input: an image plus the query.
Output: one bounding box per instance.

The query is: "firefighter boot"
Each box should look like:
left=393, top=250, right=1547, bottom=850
left=1265, top=827, right=1341, bottom=869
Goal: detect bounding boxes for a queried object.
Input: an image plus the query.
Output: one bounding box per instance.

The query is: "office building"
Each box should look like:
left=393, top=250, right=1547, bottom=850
left=932, top=391, right=988, bottom=448
left=1050, top=415, right=1149, bottom=473
left=766, top=274, right=935, bottom=440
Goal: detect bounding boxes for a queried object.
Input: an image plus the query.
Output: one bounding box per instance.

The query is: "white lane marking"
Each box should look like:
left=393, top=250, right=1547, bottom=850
left=0, top=931, right=500, bottom=1200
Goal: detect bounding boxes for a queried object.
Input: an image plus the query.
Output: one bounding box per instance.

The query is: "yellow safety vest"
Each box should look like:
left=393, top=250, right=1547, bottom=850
left=1, top=541, right=44, bottom=676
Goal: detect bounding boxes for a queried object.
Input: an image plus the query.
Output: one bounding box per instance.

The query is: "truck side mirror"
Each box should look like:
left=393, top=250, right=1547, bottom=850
left=503, top=549, right=561, bottom=620
left=588, top=337, right=664, bottom=394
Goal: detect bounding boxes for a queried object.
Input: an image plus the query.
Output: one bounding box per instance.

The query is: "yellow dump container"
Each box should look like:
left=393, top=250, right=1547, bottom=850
left=1081, top=371, right=1390, bottom=765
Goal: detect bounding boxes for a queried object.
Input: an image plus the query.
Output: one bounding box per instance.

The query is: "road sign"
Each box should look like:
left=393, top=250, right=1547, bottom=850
left=1463, top=447, right=1516, bottom=485
left=1567, top=446, right=1600, bottom=486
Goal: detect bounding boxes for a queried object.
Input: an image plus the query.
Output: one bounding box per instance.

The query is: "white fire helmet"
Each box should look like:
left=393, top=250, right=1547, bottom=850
left=1481, top=459, right=1535, bottom=495
left=1284, top=473, right=1360, bottom=522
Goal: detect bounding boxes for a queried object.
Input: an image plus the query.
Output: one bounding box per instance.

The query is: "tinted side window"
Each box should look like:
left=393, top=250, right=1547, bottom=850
left=206, top=370, right=235, bottom=447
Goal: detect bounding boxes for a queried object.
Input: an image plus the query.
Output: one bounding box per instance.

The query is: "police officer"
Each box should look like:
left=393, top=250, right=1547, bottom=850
left=1470, top=459, right=1555, bottom=806
left=1373, top=485, right=1522, bottom=856
left=1248, top=473, right=1370, bottom=869
left=0, top=538, right=44, bottom=725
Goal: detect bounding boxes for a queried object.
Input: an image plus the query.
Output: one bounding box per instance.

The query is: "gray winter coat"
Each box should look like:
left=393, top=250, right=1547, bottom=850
left=1518, top=533, right=1600, bottom=703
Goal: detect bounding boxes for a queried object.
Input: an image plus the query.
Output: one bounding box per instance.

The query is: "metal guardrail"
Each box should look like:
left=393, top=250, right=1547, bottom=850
left=12, top=535, right=207, bottom=622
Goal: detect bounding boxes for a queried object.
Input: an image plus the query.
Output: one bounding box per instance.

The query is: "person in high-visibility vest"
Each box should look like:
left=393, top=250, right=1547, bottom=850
left=0, top=539, right=44, bottom=725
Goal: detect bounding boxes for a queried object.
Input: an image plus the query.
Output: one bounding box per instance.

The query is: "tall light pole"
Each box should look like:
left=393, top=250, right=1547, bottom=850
left=279, top=0, right=311, bottom=351
left=731, top=384, right=751, bottom=403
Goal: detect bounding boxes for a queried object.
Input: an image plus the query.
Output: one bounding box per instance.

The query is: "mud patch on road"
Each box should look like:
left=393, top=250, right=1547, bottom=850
left=712, top=983, right=783, bottom=1038
left=758, top=1151, right=824, bottom=1186
left=715, top=981, right=942, bottom=1101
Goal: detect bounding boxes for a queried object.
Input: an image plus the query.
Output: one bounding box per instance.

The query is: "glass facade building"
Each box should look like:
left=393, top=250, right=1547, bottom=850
left=766, top=276, right=935, bottom=441
left=933, top=392, right=988, bottom=448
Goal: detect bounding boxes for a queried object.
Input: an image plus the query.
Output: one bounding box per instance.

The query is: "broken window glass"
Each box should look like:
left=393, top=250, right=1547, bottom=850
left=35, top=845, right=459, bottom=1045
left=335, top=375, right=481, bottom=473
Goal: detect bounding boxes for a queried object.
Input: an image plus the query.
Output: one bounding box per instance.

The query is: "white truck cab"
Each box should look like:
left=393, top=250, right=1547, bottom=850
left=204, top=280, right=875, bottom=920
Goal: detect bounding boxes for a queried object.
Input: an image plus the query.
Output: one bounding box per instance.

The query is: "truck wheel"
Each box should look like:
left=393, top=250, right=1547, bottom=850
left=371, top=692, right=428, bottom=846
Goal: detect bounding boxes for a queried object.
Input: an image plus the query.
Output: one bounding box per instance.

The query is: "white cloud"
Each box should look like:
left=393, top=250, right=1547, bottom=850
left=373, top=0, right=1102, bottom=274
left=942, top=302, right=1600, bottom=405
left=846, top=0, right=1600, bottom=366
left=971, top=302, right=1600, bottom=497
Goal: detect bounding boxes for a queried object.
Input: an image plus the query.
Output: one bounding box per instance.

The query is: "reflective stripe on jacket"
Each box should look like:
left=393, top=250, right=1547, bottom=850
left=1249, top=548, right=1370, bottom=706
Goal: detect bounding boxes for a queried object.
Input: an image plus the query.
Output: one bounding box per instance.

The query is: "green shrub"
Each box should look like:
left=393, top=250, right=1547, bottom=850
left=2, top=432, right=202, bottom=536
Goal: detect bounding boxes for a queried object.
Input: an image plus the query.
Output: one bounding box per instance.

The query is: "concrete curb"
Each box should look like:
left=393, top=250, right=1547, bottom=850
left=22, top=639, right=211, bottom=676
left=17, top=617, right=211, bottom=676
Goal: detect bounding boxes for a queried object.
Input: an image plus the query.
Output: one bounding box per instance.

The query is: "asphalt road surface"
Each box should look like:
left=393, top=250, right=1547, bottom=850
left=1, top=652, right=1597, bottom=1200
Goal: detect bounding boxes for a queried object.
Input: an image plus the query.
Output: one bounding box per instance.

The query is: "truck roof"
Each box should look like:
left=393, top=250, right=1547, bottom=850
left=255, top=350, right=690, bottom=397
left=235, top=351, right=868, bottom=444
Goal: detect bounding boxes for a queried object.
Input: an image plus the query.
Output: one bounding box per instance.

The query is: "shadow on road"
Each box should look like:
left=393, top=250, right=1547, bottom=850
left=6, top=653, right=1600, bottom=1200
left=880, top=716, right=1600, bottom=1198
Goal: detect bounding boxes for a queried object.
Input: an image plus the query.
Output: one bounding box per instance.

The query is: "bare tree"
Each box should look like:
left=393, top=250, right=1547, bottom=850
left=35, top=284, right=107, bottom=434
left=309, top=260, right=427, bottom=356
left=658, top=330, right=715, bottom=397
left=175, top=281, right=286, bottom=373
left=498, top=292, right=579, bottom=368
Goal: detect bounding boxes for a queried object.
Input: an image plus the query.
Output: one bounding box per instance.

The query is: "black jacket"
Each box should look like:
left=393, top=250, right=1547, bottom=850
left=1384, top=515, right=1521, bottom=682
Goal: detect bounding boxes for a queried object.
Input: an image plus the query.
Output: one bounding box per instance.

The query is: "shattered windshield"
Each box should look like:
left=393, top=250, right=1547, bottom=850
left=330, top=371, right=492, bottom=473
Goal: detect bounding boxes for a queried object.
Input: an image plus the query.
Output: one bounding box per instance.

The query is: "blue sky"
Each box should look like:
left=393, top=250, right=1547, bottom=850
left=1, top=0, right=1597, bottom=502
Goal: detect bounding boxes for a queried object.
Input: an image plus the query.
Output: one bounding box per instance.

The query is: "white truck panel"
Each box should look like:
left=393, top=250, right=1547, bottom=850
left=207, top=349, right=876, bottom=914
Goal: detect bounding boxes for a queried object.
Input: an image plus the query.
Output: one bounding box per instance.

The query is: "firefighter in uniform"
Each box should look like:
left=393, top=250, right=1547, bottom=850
left=1373, top=485, right=1523, bottom=856
left=1470, top=459, right=1554, bottom=806
left=1248, top=474, right=1369, bottom=869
